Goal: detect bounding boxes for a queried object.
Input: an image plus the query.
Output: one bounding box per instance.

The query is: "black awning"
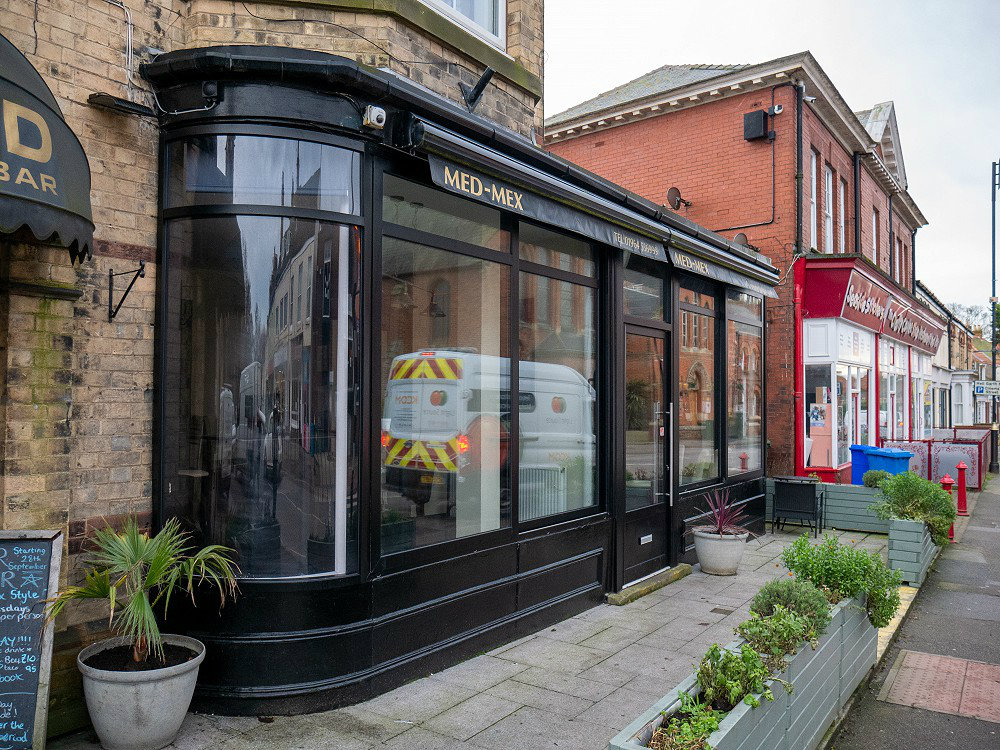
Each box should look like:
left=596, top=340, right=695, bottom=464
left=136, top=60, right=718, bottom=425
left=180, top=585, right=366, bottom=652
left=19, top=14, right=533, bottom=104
left=0, top=33, right=93, bottom=261
left=668, top=248, right=778, bottom=299
left=427, top=155, right=667, bottom=261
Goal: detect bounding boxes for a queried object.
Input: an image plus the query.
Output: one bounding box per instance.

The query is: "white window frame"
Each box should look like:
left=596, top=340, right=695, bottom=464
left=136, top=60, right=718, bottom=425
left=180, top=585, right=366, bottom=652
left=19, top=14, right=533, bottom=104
left=420, top=0, right=507, bottom=49
left=824, top=165, right=834, bottom=253
left=872, top=207, right=879, bottom=259
left=810, top=150, right=818, bottom=250
left=839, top=177, right=847, bottom=252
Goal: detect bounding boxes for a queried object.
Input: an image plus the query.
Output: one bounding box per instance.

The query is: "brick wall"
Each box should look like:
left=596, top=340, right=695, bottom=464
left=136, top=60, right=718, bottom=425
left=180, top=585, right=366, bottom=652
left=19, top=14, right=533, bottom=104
left=548, top=89, right=921, bottom=476
left=0, top=0, right=545, bottom=735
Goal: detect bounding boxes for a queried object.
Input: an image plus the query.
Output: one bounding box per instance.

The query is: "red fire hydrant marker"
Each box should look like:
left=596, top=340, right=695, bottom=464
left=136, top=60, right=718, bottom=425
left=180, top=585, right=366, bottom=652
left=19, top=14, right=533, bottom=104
left=942, top=474, right=956, bottom=543
left=956, top=462, right=969, bottom=517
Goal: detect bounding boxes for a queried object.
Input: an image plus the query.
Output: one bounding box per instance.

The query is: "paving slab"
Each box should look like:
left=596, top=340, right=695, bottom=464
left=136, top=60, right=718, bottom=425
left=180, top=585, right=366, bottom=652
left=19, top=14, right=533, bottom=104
left=420, top=692, right=522, bottom=741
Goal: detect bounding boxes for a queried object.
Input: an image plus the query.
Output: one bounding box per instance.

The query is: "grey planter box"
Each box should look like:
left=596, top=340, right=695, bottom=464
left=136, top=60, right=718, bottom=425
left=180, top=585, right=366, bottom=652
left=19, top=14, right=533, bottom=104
left=766, top=481, right=889, bottom=534
left=609, top=597, right=876, bottom=750
left=888, top=518, right=939, bottom=587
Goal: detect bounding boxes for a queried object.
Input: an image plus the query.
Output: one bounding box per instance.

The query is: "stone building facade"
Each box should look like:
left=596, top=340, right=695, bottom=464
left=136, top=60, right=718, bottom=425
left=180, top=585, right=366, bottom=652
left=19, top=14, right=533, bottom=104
left=0, top=0, right=543, bottom=735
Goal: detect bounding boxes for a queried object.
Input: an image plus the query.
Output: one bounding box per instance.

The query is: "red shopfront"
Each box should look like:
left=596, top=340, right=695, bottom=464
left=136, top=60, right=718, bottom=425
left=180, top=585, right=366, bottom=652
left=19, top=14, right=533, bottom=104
left=796, top=257, right=946, bottom=483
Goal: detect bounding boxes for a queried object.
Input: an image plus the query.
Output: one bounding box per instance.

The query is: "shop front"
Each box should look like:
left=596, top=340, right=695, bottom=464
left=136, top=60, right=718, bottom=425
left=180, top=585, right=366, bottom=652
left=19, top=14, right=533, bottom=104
left=142, top=46, right=778, bottom=714
left=799, top=256, right=945, bottom=482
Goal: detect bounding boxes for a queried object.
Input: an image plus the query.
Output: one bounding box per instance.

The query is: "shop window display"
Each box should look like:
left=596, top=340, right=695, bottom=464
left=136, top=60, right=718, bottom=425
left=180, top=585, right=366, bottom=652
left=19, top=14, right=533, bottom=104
left=379, top=238, right=511, bottom=551
left=726, top=290, right=763, bottom=474
left=679, top=280, right=718, bottom=484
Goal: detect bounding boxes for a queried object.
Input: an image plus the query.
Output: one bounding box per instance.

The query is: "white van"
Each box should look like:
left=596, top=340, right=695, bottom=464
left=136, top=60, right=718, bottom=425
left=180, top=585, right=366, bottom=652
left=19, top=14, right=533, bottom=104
left=381, top=351, right=596, bottom=518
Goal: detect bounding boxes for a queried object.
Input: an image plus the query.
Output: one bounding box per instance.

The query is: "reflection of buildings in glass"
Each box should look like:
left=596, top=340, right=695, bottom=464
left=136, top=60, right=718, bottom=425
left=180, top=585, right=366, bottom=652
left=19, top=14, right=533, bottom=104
left=679, top=308, right=716, bottom=479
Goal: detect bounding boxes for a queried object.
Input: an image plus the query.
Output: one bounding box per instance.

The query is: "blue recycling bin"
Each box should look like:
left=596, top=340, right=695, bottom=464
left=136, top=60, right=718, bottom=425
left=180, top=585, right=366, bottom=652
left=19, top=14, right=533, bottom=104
left=850, top=444, right=875, bottom=485
left=866, top=448, right=914, bottom=476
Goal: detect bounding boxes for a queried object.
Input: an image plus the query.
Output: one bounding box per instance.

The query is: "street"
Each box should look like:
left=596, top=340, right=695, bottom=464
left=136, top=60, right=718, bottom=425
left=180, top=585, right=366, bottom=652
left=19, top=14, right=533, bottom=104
left=831, top=485, right=1000, bottom=748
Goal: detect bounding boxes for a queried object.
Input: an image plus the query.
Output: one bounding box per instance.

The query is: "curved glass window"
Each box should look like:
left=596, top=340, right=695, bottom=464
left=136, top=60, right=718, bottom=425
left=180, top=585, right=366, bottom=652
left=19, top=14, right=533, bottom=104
left=162, top=216, right=360, bottom=577
left=165, top=135, right=360, bottom=213
left=161, top=134, right=362, bottom=578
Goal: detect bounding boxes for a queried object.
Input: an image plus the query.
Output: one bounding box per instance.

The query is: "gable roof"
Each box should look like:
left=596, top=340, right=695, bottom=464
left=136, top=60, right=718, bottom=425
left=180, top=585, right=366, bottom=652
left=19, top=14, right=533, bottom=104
left=855, top=102, right=907, bottom=189
left=547, top=63, right=752, bottom=127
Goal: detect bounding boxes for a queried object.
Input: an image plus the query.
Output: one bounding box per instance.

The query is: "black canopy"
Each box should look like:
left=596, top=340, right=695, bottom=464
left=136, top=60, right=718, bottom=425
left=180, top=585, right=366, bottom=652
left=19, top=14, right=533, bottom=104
left=0, top=33, right=93, bottom=261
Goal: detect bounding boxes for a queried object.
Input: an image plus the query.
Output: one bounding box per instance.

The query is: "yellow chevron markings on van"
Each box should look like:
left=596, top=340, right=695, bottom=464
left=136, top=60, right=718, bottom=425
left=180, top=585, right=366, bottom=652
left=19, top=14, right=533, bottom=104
left=389, top=357, right=462, bottom=380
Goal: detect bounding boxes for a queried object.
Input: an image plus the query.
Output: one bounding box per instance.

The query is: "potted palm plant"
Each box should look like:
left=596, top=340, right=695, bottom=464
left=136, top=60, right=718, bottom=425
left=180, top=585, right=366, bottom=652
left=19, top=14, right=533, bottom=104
left=49, top=518, right=238, bottom=750
left=691, top=489, right=756, bottom=575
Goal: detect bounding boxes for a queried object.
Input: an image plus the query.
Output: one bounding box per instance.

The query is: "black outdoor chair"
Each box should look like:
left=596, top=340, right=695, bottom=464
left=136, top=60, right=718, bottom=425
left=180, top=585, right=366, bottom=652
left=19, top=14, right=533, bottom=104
left=772, top=476, right=825, bottom=538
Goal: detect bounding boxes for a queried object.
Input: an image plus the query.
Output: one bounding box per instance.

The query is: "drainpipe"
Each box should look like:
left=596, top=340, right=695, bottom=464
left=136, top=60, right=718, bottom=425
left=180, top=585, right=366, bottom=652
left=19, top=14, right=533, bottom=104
left=875, top=336, right=881, bottom=447
left=793, top=82, right=805, bottom=476
left=888, top=194, right=895, bottom=278
left=853, top=152, right=862, bottom=254
left=911, top=227, right=918, bottom=291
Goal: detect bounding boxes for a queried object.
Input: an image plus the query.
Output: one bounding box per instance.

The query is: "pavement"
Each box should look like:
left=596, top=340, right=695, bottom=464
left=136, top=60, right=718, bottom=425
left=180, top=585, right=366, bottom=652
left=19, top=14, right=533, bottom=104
left=830, top=484, right=1000, bottom=750
left=52, top=528, right=889, bottom=750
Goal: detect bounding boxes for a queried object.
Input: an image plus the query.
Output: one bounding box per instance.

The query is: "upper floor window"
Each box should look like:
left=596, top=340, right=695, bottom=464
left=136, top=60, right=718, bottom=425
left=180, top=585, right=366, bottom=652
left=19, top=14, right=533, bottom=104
left=810, top=150, right=818, bottom=250
left=422, top=0, right=505, bottom=45
left=872, top=207, right=879, bottom=260
left=839, top=178, right=847, bottom=252
left=824, top=165, right=834, bottom=252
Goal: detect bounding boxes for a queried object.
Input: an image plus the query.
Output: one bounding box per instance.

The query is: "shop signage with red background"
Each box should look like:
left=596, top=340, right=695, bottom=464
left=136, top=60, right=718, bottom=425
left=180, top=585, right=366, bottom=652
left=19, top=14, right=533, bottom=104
left=801, top=257, right=944, bottom=354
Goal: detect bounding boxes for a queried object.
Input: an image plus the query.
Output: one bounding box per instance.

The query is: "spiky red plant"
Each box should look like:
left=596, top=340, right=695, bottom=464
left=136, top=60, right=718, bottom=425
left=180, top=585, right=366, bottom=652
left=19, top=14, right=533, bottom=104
left=692, top=488, right=755, bottom=537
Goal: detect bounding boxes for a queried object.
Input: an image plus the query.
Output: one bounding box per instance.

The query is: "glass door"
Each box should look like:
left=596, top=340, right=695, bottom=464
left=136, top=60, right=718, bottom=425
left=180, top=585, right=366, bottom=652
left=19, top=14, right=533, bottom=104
left=624, top=328, right=670, bottom=583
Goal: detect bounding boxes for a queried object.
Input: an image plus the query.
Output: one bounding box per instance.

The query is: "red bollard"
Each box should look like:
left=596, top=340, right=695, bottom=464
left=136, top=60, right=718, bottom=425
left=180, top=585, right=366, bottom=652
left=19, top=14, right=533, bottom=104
left=956, top=462, right=969, bottom=517
left=942, top=474, right=956, bottom=542
left=740, top=452, right=749, bottom=471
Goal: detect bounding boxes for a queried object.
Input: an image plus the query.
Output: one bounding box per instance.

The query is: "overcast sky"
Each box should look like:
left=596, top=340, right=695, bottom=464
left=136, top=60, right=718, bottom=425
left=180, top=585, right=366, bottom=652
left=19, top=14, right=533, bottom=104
left=543, top=0, right=998, bottom=308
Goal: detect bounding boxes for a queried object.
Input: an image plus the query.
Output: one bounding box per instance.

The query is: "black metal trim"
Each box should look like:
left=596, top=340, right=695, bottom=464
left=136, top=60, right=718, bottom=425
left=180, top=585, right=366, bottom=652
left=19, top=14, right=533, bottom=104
left=380, top=222, right=512, bottom=267
left=0, top=280, right=83, bottom=301
left=517, top=258, right=599, bottom=288
left=162, top=122, right=366, bottom=152
left=161, top=204, right=365, bottom=226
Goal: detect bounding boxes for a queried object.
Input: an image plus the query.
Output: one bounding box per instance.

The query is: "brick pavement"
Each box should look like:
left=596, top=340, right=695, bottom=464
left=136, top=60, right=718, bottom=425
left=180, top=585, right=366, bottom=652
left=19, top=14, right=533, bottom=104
left=51, top=528, right=888, bottom=750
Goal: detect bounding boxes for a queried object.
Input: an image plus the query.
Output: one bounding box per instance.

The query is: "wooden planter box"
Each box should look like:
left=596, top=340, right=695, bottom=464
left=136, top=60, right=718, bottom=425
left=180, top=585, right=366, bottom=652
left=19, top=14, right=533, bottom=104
left=888, top=519, right=939, bottom=587
left=766, top=481, right=888, bottom=534
left=609, top=597, right=877, bottom=750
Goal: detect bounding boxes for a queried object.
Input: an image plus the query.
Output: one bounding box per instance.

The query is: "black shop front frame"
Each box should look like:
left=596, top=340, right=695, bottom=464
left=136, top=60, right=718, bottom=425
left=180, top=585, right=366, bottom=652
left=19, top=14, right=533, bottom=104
left=144, top=46, right=778, bottom=715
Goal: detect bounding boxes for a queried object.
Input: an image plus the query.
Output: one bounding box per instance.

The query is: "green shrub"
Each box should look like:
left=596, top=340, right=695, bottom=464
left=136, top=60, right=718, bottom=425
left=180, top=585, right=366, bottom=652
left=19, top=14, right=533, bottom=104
left=696, top=644, right=774, bottom=712
left=750, top=578, right=831, bottom=636
left=649, top=692, right=722, bottom=750
left=871, top=471, right=957, bottom=546
left=781, top=534, right=901, bottom=628
left=862, top=469, right=891, bottom=488
left=736, top=606, right=813, bottom=672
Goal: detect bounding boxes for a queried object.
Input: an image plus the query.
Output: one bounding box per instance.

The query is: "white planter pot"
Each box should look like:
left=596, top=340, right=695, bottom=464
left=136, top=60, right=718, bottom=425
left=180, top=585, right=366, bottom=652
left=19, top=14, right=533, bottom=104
left=693, top=530, right=748, bottom=575
left=77, top=634, right=205, bottom=750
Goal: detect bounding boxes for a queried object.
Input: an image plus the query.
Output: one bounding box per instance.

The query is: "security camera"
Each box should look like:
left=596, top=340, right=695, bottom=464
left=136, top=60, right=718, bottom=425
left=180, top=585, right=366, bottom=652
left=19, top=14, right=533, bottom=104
left=768, top=104, right=783, bottom=116
left=803, top=95, right=817, bottom=103
left=363, top=105, right=387, bottom=129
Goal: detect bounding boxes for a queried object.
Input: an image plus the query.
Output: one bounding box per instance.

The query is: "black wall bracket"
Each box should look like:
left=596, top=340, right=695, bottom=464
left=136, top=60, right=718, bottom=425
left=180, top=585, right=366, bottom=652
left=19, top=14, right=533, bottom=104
left=460, top=67, right=495, bottom=112
left=108, top=261, right=145, bottom=321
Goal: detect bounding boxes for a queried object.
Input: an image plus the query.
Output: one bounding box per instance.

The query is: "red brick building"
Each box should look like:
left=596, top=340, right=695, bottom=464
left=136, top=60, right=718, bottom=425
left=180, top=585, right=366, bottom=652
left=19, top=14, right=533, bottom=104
left=546, top=52, right=948, bottom=480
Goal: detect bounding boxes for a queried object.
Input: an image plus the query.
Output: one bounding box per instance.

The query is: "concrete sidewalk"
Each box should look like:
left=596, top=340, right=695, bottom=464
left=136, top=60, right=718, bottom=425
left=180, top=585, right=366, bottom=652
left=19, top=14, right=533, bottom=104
left=831, top=484, right=1000, bottom=749
left=52, top=528, right=889, bottom=750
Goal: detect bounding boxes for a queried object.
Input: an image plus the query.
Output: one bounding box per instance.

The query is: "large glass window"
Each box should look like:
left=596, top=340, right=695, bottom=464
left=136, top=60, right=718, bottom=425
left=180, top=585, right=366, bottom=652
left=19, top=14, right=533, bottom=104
left=624, top=255, right=666, bottom=320
left=805, top=364, right=833, bottom=467
left=836, top=365, right=850, bottom=464
left=379, top=237, right=510, bottom=552
left=518, top=271, right=597, bottom=520
left=161, top=216, right=360, bottom=577
left=165, top=135, right=360, bottom=213
left=382, top=173, right=509, bottom=252
left=679, top=280, right=718, bottom=484
left=727, top=319, right=762, bottom=474
left=520, top=222, right=595, bottom=276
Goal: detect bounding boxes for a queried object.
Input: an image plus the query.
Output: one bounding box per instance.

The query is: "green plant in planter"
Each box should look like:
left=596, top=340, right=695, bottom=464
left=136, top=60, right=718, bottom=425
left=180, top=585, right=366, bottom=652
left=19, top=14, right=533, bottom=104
left=862, top=469, right=891, bottom=488
left=696, top=644, right=775, bottom=711
left=750, top=577, right=831, bottom=636
left=781, top=534, right=901, bottom=628
left=49, top=518, right=239, bottom=663
left=736, top=605, right=814, bottom=672
left=649, top=692, right=722, bottom=750
left=871, top=471, right=957, bottom=546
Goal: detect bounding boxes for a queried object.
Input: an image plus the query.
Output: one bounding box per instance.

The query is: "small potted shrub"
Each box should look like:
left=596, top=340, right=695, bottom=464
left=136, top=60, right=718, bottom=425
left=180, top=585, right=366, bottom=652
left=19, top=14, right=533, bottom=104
left=691, top=489, right=756, bottom=575
left=49, top=519, right=238, bottom=750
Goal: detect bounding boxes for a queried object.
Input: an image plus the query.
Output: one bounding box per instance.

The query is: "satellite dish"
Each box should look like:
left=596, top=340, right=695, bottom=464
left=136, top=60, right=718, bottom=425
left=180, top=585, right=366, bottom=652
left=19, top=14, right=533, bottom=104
left=667, top=186, right=692, bottom=210
left=734, top=232, right=749, bottom=246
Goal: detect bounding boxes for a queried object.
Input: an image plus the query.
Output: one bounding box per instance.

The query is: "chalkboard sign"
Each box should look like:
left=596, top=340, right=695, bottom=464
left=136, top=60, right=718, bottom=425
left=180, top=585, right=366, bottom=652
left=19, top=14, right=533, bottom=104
left=0, top=531, right=62, bottom=750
